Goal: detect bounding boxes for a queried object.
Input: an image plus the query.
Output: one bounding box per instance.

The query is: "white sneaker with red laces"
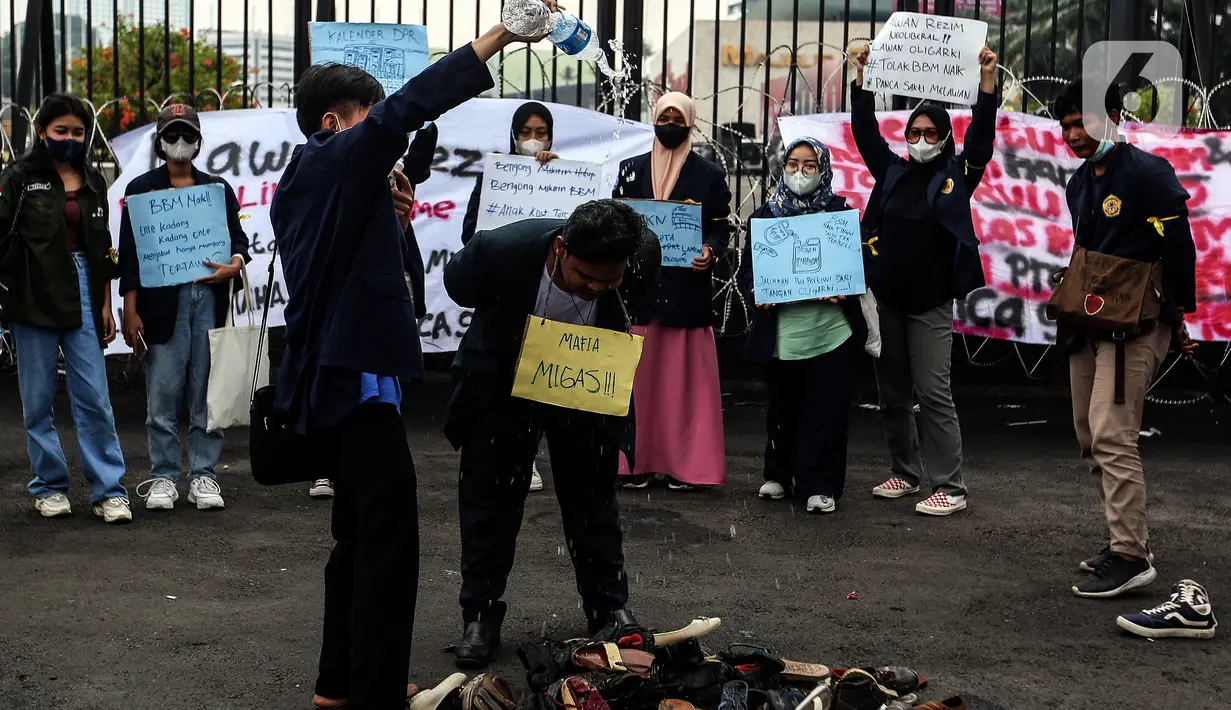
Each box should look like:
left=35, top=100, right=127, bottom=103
left=915, top=491, right=967, bottom=516
left=871, top=477, right=920, bottom=499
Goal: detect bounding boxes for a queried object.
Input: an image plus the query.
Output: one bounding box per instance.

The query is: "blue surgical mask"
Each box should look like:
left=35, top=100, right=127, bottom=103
left=1089, top=139, right=1115, bottom=163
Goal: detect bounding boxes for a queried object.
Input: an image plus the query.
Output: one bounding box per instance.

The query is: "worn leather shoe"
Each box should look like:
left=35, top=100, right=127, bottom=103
left=588, top=607, right=640, bottom=636
left=455, top=621, right=499, bottom=669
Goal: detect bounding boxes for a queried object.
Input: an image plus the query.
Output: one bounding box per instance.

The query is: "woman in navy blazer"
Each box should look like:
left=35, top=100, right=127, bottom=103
left=850, top=47, right=999, bottom=517
left=613, top=92, right=732, bottom=490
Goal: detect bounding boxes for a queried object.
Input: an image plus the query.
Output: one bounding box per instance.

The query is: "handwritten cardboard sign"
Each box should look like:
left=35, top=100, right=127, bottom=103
left=864, top=12, right=988, bottom=105
left=511, top=316, right=644, bottom=417
left=128, top=183, right=231, bottom=288
left=308, top=22, right=429, bottom=99
left=750, top=209, right=866, bottom=305
left=621, top=199, right=702, bottom=268
left=474, top=154, right=604, bottom=232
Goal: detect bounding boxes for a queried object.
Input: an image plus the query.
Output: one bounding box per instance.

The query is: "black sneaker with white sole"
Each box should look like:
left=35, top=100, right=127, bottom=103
left=1079, top=544, right=1155, bottom=573
left=1072, top=554, right=1157, bottom=598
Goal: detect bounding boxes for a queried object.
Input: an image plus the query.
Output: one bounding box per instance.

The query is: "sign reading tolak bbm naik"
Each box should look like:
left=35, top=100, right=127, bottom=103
left=511, top=317, right=644, bottom=417
left=863, top=12, right=988, bottom=105
left=750, top=210, right=866, bottom=305
left=308, top=23, right=429, bottom=98
left=128, top=183, right=230, bottom=288
left=474, top=154, right=603, bottom=232
left=621, top=200, right=702, bottom=268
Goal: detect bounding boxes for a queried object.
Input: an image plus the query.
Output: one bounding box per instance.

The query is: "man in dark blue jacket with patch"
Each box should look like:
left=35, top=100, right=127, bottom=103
left=269, top=14, right=550, bottom=709
left=1053, top=80, right=1197, bottom=602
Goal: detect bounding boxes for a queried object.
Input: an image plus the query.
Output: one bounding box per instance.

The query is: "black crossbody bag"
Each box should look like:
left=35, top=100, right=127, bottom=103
left=248, top=241, right=330, bottom=485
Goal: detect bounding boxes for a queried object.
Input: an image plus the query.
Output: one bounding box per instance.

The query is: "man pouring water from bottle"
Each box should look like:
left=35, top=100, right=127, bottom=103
left=267, top=5, right=560, bottom=707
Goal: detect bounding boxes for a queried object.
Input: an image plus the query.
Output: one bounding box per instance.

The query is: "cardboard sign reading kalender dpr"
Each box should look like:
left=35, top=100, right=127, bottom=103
left=128, top=183, right=231, bottom=288
left=308, top=22, right=429, bottom=99
left=863, top=12, right=988, bottom=105
left=511, top=317, right=644, bottom=417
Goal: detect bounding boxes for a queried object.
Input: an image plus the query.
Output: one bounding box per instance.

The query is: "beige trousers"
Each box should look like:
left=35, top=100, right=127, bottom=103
left=1069, top=327, right=1171, bottom=559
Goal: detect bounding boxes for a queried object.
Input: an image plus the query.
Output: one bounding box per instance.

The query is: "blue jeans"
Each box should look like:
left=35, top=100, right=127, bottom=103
left=144, top=284, right=224, bottom=481
left=11, top=253, right=128, bottom=504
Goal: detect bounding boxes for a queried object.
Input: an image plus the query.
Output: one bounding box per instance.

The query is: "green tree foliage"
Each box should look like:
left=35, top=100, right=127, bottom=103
left=68, top=16, right=250, bottom=136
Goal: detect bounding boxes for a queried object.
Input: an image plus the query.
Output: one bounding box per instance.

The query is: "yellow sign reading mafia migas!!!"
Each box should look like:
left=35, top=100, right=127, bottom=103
left=511, top=316, right=644, bottom=417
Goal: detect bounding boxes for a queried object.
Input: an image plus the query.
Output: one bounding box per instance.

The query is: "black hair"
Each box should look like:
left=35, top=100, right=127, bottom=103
left=562, top=199, right=643, bottom=264
left=24, top=93, right=93, bottom=170
left=509, top=101, right=554, bottom=153
left=294, top=62, right=385, bottom=138
left=1053, top=80, right=1122, bottom=122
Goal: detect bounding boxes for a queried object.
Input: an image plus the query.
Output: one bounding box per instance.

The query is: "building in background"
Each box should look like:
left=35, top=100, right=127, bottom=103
left=116, top=0, right=190, bottom=30
left=206, top=29, right=295, bottom=106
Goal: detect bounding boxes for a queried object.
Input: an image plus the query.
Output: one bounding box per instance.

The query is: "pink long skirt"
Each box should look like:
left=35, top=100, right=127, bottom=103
left=618, top=321, right=727, bottom=487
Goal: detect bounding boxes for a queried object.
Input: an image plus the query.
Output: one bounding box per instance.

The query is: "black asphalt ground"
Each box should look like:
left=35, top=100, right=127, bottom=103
left=1, top=375, right=1228, bottom=710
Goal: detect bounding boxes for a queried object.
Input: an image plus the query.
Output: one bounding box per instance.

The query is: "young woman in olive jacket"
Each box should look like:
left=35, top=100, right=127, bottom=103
left=0, top=93, right=130, bottom=523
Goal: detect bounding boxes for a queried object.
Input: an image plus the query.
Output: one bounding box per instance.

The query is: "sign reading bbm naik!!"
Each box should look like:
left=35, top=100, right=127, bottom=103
left=863, top=12, right=989, bottom=105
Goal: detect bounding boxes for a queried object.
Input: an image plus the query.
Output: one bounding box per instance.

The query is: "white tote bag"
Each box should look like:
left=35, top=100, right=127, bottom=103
left=860, top=288, right=882, bottom=359
left=206, top=265, right=269, bottom=432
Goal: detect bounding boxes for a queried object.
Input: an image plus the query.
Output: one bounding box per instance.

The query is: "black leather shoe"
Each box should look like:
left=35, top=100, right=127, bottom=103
left=588, top=607, right=640, bottom=636
left=454, top=621, right=499, bottom=669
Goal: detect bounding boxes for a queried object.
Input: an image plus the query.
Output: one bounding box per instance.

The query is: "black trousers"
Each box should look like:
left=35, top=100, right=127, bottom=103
left=458, top=395, right=628, bottom=631
left=315, top=403, right=419, bottom=709
left=763, top=340, right=858, bottom=499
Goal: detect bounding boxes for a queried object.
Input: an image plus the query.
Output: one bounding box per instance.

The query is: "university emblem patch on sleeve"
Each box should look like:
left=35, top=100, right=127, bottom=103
left=108, top=247, right=119, bottom=265
left=941, top=178, right=954, bottom=195
left=1102, top=195, right=1122, bottom=218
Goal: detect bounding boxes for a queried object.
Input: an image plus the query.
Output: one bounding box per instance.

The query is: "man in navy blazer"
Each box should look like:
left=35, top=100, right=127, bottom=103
left=268, top=15, right=551, bottom=709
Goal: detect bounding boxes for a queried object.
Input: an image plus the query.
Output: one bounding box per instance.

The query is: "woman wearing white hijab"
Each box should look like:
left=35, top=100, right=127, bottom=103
left=612, top=92, right=732, bottom=490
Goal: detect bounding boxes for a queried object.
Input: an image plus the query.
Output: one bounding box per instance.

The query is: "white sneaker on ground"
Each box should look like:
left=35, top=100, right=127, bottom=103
left=310, top=479, right=335, bottom=498
left=137, top=478, right=178, bottom=510
left=34, top=493, right=72, bottom=518
left=529, top=462, right=544, bottom=491
left=871, top=477, right=921, bottom=499
left=758, top=481, right=786, bottom=500
left=806, top=494, right=837, bottom=514
left=93, top=497, right=133, bottom=524
left=188, top=476, right=225, bottom=510
left=915, top=491, right=967, bottom=516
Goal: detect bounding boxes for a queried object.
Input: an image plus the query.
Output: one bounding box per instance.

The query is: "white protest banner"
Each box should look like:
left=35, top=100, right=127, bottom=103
left=863, top=12, right=988, bottom=105
left=107, top=100, right=654, bottom=356
left=779, top=113, right=1231, bottom=344
left=473, top=154, right=604, bottom=232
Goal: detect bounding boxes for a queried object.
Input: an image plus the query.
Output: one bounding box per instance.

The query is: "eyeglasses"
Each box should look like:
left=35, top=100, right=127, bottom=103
left=161, top=127, right=200, bottom=143
left=906, top=127, right=941, bottom=144
left=784, top=159, right=820, bottom=174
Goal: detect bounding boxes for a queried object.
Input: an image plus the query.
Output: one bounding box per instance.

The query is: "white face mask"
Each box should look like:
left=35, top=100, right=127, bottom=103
left=906, top=132, right=950, bottom=163
left=160, top=137, right=199, bottom=163
left=325, top=112, right=349, bottom=132
left=516, top=138, right=548, bottom=156
left=783, top=171, right=822, bottom=197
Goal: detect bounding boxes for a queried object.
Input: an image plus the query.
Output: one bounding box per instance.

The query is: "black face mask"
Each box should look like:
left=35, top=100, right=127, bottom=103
left=655, top=123, right=690, bottom=150
left=45, top=137, right=85, bottom=163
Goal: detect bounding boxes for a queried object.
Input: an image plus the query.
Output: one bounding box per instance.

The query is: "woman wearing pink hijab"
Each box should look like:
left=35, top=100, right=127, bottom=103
left=613, top=91, right=732, bottom=490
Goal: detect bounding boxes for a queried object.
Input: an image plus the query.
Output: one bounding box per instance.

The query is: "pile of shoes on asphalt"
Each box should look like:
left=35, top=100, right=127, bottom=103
left=408, top=617, right=976, bottom=710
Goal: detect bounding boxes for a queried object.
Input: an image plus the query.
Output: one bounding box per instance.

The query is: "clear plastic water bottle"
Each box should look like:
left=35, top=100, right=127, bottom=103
left=501, top=0, right=615, bottom=75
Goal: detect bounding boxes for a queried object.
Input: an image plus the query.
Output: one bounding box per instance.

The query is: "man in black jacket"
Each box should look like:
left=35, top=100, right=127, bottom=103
left=118, top=105, right=250, bottom=512
left=443, top=199, right=660, bottom=668
left=1054, top=80, right=1197, bottom=600
left=269, top=17, right=549, bottom=709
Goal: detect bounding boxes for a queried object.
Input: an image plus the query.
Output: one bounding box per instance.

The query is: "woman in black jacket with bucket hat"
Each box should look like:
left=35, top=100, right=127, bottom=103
left=850, top=46, right=999, bottom=517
